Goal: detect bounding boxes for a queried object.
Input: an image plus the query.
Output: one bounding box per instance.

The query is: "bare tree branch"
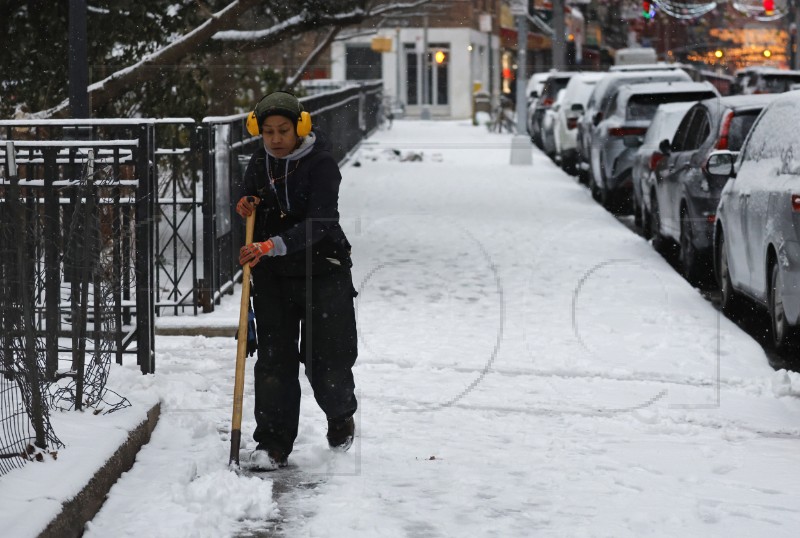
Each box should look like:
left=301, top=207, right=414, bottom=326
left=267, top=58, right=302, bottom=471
left=32, top=0, right=433, bottom=118
left=33, top=0, right=260, bottom=118
left=286, top=27, right=341, bottom=89
left=214, top=0, right=431, bottom=53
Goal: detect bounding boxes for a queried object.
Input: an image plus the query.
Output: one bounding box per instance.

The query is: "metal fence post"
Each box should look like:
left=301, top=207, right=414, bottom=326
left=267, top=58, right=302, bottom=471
left=135, top=124, right=155, bottom=374
left=42, top=149, right=60, bottom=380
left=199, top=124, right=216, bottom=313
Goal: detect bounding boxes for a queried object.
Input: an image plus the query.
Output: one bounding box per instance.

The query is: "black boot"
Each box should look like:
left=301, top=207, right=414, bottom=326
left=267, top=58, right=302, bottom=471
left=326, top=415, right=355, bottom=451
left=248, top=445, right=288, bottom=471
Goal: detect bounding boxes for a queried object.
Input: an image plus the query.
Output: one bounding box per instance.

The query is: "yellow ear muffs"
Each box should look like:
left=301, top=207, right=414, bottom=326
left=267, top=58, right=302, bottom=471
left=246, top=111, right=260, bottom=137
left=297, top=111, right=312, bottom=137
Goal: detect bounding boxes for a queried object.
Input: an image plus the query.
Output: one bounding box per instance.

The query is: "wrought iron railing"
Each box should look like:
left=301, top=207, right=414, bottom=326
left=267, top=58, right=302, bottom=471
left=0, top=81, right=383, bottom=366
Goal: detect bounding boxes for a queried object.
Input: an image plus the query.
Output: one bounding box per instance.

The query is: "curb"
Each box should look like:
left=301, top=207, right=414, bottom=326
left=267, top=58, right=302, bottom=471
left=38, top=403, right=162, bottom=538
left=155, top=326, right=237, bottom=337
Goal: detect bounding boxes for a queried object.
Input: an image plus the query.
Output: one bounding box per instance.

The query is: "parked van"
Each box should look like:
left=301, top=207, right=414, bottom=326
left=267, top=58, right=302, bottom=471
left=615, top=47, right=658, bottom=66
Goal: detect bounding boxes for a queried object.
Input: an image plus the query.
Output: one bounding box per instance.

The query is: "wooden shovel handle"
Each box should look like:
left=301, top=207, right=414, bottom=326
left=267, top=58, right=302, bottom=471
left=230, top=210, right=256, bottom=466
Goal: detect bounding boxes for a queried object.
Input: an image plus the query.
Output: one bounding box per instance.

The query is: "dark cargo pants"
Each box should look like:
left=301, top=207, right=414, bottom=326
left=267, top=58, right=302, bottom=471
left=251, top=267, right=358, bottom=457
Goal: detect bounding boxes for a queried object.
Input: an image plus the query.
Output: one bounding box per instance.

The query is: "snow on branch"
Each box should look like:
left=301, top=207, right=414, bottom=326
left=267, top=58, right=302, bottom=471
left=31, top=0, right=432, bottom=118
left=213, top=0, right=431, bottom=52
left=33, top=0, right=260, bottom=118
left=286, top=27, right=341, bottom=89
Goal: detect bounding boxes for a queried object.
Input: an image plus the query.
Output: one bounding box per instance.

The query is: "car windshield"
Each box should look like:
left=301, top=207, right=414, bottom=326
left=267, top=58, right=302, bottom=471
left=761, top=74, right=800, bottom=93
left=727, top=110, right=761, bottom=152
left=540, top=77, right=572, bottom=103
left=626, top=92, right=716, bottom=121
left=643, top=107, right=692, bottom=145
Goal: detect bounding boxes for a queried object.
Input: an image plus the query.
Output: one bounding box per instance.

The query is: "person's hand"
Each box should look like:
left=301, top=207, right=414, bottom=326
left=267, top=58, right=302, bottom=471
left=236, top=196, right=260, bottom=218
left=239, top=240, right=274, bottom=267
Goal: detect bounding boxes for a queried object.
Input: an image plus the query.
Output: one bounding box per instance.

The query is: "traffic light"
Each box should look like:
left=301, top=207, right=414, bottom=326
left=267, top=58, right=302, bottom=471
left=764, top=0, right=774, bottom=15
left=642, top=1, right=656, bottom=20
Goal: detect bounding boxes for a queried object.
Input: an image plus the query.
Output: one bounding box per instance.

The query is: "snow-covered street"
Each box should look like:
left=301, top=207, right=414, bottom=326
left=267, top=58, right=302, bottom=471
left=78, top=120, right=800, bottom=536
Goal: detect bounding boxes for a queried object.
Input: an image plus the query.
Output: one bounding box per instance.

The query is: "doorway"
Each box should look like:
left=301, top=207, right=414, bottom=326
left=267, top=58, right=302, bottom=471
left=404, top=42, right=450, bottom=115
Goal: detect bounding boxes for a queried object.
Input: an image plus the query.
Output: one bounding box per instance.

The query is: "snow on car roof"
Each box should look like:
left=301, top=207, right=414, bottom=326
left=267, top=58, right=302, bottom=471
left=702, top=93, right=781, bottom=110
left=615, top=80, right=717, bottom=99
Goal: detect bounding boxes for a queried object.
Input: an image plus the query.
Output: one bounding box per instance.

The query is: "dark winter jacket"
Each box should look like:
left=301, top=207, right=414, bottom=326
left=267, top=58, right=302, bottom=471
left=242, top=127, right=352, bottom=277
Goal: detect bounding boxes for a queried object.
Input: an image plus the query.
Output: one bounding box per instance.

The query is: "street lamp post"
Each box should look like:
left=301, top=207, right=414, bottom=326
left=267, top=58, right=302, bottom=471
left=510, top=0, right=532, bottom=165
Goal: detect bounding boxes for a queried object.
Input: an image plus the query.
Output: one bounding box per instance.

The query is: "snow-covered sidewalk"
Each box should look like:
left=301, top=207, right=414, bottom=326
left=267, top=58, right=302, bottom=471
left=12, top=120, right=800, bottom=537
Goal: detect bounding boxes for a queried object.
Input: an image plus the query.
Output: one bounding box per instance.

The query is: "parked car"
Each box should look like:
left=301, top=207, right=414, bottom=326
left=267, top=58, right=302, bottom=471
left=541, top=89, right=566, bottom=158
left=647, top=94, right=776, bottom=285
left=525, top=71, right=555, bottom=137
left=631, top=101, right=694, bottom=232
left=576, top=69, right=692, bottom=188
left=589, top=81, right=718, bottom=212
left=732, top=67, right=800, bottom=95
left=526, top=71, right=552, bottom=104
left=529, top=71, right=575, bottom=149
left=550, top=71, right=606, bottom=176
left=713, top=91, right=800, bottom=348
left=614, top=47, right=657, bottom=66
left=609, top=63, right=686, bottom=73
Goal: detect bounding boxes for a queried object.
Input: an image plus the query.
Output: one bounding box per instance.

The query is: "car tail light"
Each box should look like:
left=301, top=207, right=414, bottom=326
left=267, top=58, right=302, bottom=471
left=716, top=110, right=734, bottom=150
left=542, top=97, right=554, bottom=107
left=792, top=194, right=800, bottom=212
left=706, top=214, right=716, bottom=223
left=567, top=117, right=578, bottom=130
left=649, top=152, right=664, bottom=170
left=608, top=127, right=647, bottom=137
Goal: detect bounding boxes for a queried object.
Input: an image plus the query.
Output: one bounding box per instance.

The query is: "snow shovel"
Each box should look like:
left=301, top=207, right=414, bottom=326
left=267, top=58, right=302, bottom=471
left=230, top=204, right=256, bottom=466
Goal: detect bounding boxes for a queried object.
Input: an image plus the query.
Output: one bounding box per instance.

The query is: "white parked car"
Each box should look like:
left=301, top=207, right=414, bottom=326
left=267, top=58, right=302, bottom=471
left=576, top=69, right=692, bottom=187
left=541, top=89, right=566, bottom=158
left=550, top=72, right=606, bottom=176
left=713, top=90, right=800, bottom=348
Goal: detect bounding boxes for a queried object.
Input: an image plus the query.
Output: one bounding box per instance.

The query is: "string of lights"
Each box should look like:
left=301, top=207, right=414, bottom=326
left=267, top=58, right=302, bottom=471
left=731, top=0, right=788, bottom=21
left=649, top=0, right=718, bottom=20
left=638, top=0, right=789, bottom=21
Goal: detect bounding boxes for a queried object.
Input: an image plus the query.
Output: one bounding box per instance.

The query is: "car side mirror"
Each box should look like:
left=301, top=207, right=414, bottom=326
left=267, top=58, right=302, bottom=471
left=658, top=139, right=671, bottom=154
left=623, top=135, right=643, bottom=148
left=704, top=150, right=736, bottom=177
left=571, top=103, right=584, bottom=113
left=592, top=112, right=603, bottom=126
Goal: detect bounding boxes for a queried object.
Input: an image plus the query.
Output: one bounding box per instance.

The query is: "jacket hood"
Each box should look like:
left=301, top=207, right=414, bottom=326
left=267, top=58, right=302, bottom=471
left=263, top=127, right=333, bottom=162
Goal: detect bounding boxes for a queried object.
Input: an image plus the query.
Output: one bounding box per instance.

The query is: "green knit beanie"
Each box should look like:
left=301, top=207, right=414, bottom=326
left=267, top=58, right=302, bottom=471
left=254, top=91, right=303, bottom=127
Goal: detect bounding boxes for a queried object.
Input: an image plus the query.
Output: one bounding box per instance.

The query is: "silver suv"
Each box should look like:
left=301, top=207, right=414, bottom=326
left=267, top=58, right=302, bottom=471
left=589, top=81, right=718, bottom=212
left=576, top=69, right=692, bottom=187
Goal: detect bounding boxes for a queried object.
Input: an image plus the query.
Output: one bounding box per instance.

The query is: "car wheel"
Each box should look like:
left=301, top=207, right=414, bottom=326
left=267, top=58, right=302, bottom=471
left=650, top=193, right=666, bottom=253
left=769, top=261, right=796, bottom=349
left=718, top=232, right=743, bottom=318
left=633, top=190, right=642, bottom=228
left=598, top=156, right=620, bottom=213
left=641, top=199, right=652, bottom=239
left=578, top=163, right=590, bottom=186
left=679, top=210, right=707, bottom=287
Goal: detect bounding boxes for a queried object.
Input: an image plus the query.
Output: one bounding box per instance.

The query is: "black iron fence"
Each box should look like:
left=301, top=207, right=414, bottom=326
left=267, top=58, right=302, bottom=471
left=0, top=122, right=157, bottom=375
left=0, top=81, right=381, bottom=476
left=0, top=82, right=380, bottom=351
